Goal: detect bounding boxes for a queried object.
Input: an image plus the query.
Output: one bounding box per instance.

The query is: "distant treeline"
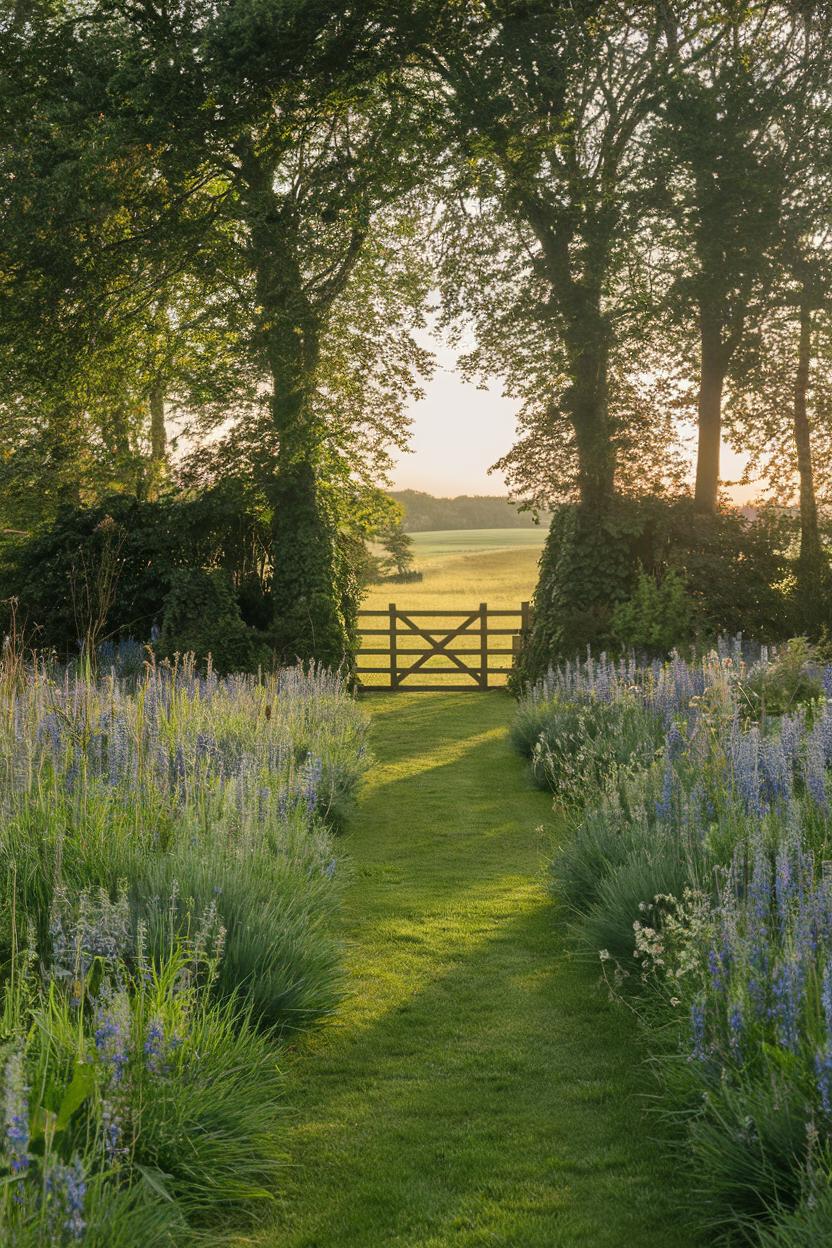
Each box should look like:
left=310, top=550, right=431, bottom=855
left=391, top=490, right=548, bottom=532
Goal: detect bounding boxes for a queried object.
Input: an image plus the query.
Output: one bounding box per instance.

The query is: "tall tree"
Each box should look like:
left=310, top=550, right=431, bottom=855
left=717, top=5, right=832, bottom=625
left=420, top=0, right=674, bottom=514
left=1, top=0, right=433, bottom=665
left=654, top=3, right=814, bottom=514
left=405, top=0, right=694, bottom=666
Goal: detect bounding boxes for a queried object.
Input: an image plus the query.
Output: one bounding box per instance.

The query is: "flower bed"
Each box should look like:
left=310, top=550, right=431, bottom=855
left=0, top=654, right=368, bottom=1244
left=516, top=642, right=832, bottom=1244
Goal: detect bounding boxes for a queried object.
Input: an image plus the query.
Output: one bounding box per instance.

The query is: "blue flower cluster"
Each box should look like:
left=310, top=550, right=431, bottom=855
left=535, top=641, right=832, bottom=1238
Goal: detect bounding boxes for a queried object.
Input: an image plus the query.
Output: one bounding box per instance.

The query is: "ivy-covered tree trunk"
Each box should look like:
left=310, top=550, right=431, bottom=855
left=252, top=234, right=354, bottom=670
left=567, top=319, right=615, bottom=512
left=514, top=292, right=628, bottom=684
left=512, top=240, right=624, bottom=684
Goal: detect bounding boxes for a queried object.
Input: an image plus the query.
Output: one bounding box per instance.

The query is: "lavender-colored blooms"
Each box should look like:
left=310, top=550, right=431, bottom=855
left=728, top=1001, right=743, bottom=1062
left=529, top=643, right=832, bottom=1136
left=815, top=1049, right=832, bottom=1116
left=3, top=1047, right=29, bottom=1180
left=144, top=1017, right=165, bottom=1075
left=94, top=990, right=131, bottom=1084
left=655, top=761, right=673, bottom=821
left=46, top=1157, right=86, bottom=1241
left=690, top=1000, right=706, bottom=1061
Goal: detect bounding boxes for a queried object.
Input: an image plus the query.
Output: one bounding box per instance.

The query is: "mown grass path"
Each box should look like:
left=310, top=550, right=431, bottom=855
left=257, top=692, right=697, bottom=1248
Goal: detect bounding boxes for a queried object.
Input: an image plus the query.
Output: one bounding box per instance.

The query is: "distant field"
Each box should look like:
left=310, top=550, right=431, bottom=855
left=359, top=528, right=546, bottom=688
left=407, top=527, right=548, bottom=560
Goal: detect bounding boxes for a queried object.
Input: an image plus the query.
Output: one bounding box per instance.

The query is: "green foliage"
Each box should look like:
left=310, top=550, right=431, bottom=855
left=755, top=1188, right=832, bottom=1247
left=138, top=836, right=342, bottom=1034
left=1, top=939, right=285, bottom=1243
left=685, top=1080, right=810, bottom=1239
left=110, top=989, right=288, bottom=1220
left=0, top=657, right=367, bottom=1237
left=611, top=569, right=698, bottom=656
left=794, top=543, right=832, bottom=639
left=158, top=569, right=260, bottom=675
left=738, top=638, right=825, bottom=720
left=391, top=490, right=548, bottom=532
left=0, top=483, right=272, bottom=657
left=514, top=496, right=794, bottom=684
left=271, top=461, right=358, bottom=672
left=378, top=518, right=415, bottom=578
left=525, top=646, right=832, bottom=1242
left=512, top=501, right=641, bottom=688
left=515, top=696, right=664, bottom=805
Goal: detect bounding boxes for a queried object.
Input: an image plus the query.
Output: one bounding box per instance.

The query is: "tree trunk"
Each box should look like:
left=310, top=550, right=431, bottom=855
left=149, top=381, right=166, bottom=463
left=694, top=317, right=725, bottom=514
left=241, top=150, right=358, bottom=671
left=791, top=296, right=829, bottom=630
left=259, top=286, right=353, bottom=669
left=570, top=345, right=615, bottom=511
left=793, top=301, right=821, bottom=565
left=560, top=294, right=616, bottom=511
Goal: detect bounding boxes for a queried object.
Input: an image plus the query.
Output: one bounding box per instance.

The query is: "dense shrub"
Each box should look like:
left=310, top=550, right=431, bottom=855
left=514, top=495, right=795, bottom=687
left=0, top=481, right=272, bottom=659
left=158, top=568, right=263, bottom=674
left=610, top=568, right=698, bottom=655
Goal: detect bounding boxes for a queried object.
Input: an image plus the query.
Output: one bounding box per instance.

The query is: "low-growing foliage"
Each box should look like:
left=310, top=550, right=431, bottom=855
left=610, top=568, right=699, bottom=656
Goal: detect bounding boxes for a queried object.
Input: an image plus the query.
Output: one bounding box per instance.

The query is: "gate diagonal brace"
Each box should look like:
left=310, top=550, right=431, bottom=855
left=394, top=611, right=481, bottom=682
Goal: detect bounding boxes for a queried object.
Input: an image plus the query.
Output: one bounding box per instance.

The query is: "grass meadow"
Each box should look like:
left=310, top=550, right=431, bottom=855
left=254, top=693, right=694, bottom=1248
left=359, top=528, right=546, bottom=689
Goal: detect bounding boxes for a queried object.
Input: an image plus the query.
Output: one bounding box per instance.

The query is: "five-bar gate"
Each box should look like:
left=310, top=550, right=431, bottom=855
left=356, top=602, right=532, bottom=691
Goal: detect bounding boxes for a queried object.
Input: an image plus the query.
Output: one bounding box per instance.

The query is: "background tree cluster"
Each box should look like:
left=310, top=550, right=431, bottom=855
left=1, top=1, right=831, bottom=673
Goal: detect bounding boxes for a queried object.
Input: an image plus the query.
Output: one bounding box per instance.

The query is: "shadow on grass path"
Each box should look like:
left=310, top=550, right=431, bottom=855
left=255, top=692, right=698, bottom=1248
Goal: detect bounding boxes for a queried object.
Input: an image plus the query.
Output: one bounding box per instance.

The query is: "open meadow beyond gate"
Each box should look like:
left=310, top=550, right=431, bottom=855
left=356, top=603, right=532, bottom=690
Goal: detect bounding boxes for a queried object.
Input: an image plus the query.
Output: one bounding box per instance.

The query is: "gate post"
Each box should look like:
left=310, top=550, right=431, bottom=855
left=389, top=603, right=398, bottom=690
left=480, top=602, right=488, bottom=689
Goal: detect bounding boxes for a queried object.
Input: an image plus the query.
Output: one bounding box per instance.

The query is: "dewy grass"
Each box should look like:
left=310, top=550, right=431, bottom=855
left=255, top=693, right=699, bottom=1248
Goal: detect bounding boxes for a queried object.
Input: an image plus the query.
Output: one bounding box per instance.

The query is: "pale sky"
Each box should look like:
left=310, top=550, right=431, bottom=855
left=391, top=337, right=760, bottom=504
left=391, top=347, right=516, bottom=495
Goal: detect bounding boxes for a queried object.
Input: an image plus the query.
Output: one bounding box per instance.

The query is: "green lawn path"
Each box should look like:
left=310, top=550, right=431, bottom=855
left=257, top=692, right=698, bottom=1248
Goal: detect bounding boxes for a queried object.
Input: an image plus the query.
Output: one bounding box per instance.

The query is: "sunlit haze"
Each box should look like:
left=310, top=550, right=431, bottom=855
left=393, top=338, right=760, bottom=504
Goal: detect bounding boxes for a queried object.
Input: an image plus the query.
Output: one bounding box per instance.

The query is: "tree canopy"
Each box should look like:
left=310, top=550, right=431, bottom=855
left=2, top=0, right=832, bottom=671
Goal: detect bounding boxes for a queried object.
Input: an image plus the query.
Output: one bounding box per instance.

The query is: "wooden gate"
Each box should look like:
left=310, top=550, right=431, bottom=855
left=355, top=602, right=532, bottom=691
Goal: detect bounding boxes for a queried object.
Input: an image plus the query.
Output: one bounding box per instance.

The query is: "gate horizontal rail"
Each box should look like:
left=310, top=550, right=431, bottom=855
left=356, top=602, right=533, bottom=692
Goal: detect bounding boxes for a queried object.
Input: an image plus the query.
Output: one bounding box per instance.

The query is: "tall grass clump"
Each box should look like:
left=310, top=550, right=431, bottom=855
left=0, top=646, right=369, bottom=1238
left=518, top=640, right=832, bottom=1244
